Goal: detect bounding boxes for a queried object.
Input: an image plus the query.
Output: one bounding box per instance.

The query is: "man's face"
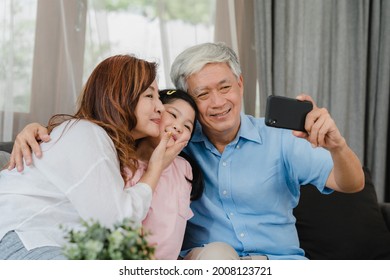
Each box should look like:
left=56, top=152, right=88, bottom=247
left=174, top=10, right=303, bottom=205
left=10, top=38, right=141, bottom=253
left=186, top=63, right=243, bottom=140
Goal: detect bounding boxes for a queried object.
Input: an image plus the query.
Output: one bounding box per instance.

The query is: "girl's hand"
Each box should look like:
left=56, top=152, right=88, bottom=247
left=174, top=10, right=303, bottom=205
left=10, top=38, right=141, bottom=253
left=149, top=131, right=188, bottom=172
left=139, top=132, right=187, bottom=191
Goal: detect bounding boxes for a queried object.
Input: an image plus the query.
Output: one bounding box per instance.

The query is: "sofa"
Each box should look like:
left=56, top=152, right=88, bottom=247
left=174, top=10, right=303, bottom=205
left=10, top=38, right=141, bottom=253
left=1, top=141, right=390, bottom=259
left=0, top=142, right=13, bottom=168
left=294, top=166, right=390, bottom=259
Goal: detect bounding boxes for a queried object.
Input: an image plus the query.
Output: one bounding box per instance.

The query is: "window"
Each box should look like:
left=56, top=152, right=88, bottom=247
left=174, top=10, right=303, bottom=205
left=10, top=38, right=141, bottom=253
left=84, top=0, right=215, bottom=88
left=0, top=0, right=37, bottom=113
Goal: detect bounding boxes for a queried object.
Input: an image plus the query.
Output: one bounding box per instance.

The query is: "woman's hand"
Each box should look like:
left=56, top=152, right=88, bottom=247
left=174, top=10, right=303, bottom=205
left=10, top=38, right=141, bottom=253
left=9, top=123, right=50, bottom=172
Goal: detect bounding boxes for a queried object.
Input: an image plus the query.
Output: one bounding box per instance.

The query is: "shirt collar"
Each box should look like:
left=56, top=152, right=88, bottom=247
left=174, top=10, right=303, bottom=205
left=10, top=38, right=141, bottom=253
left=238, top=113, right=263, bottom=144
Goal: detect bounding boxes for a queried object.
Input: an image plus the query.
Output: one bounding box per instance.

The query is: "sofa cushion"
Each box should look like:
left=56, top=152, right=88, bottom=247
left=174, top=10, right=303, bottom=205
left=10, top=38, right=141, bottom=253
left=0, top=151, right=10, bottom=170
left=0, top=142, right=14, bottom=153
left=294, top=167, right=390, bottom=259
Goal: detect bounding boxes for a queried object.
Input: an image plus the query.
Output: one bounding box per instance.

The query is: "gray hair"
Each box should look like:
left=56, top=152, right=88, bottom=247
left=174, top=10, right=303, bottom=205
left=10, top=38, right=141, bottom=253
left=170, top=42, right=242, bottom=92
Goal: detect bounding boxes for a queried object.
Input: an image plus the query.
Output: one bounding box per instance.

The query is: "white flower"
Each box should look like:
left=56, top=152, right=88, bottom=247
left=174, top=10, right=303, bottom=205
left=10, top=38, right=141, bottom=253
left=84, top=240, right=104, bottom=259
left=108, top=230, right=124, bottom=249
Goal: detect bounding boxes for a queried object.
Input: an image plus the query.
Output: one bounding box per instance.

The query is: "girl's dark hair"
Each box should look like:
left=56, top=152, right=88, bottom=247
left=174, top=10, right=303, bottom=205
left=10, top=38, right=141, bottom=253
left=159, top=89, right=204, bottom=200
left=178, top=151, right=204, bottom=201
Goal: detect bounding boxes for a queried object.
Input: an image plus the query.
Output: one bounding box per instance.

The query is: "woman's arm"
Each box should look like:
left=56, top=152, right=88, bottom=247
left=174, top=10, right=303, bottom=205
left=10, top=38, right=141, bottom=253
left=9, top=122, right=187, bottom=194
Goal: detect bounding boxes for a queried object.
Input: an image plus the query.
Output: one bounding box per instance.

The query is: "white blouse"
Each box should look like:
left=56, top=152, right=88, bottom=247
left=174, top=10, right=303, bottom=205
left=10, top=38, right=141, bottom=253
left=0, top=119, right=152, bottom=250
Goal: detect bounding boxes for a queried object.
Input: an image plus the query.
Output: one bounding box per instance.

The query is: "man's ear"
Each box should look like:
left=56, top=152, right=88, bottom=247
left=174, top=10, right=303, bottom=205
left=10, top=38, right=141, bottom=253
left=238, top=75, right=244, bottom=96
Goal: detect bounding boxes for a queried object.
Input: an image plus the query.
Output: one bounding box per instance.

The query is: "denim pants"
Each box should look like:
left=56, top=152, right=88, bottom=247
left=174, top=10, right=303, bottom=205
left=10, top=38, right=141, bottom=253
left=0, top=231, right=67, bottom=260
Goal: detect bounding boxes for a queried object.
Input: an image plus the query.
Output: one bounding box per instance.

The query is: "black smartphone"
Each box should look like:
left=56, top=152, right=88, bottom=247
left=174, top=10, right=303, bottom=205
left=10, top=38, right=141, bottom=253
left=265, top=95, right=313, bottom=132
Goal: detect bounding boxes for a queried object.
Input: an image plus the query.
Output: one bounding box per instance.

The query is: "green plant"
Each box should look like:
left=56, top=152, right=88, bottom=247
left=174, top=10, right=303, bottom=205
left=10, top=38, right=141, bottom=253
left=61, top=218, right=155, bottom=260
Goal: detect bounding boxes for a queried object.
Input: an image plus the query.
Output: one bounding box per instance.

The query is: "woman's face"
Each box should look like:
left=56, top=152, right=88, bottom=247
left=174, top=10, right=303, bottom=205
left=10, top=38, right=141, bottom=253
left=159, top=99, right=195, bottom=147
left=131, top=80, right=165, bottom=140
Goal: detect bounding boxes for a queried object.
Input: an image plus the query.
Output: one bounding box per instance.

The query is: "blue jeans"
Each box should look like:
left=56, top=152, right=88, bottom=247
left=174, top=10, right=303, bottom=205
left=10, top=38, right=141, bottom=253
left=0, top=231, right=67, bottom=260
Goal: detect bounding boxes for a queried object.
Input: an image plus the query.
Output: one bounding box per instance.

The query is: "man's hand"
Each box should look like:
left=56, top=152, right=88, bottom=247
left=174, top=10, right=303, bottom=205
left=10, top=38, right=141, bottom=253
left=292, top=94, right=346, bottom=151
left=9, top=123, right=50, bottom=172
left=292, top=94, right=364, bottom=193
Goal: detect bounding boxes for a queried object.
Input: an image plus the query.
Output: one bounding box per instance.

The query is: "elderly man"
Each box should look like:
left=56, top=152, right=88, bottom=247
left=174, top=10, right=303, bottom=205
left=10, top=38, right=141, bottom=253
left=170, top=42, right=364, bottom=260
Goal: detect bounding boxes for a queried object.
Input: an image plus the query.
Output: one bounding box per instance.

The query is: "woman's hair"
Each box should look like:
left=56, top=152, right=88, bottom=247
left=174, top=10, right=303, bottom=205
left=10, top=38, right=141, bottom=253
left=47, top=54, right=158, bottom=180
left=170, top=42, right=242, bottom=92
left=159, top=89, right=204, bottom=200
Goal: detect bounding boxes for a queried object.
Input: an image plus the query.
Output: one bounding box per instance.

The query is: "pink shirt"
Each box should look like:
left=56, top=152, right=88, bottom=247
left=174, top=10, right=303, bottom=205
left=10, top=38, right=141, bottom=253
left=125, top=156, right=193, bottom=259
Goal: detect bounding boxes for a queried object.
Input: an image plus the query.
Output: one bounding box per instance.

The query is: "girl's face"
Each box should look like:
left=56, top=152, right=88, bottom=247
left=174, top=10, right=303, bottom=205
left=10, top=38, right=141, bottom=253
left=131, top=80, right=165, bottom=140
left=159, top=99, right=195, bottom=147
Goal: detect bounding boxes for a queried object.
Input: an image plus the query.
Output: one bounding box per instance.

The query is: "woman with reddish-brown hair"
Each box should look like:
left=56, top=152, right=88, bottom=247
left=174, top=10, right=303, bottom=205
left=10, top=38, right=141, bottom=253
left=0, top=54, right=185, bottom=259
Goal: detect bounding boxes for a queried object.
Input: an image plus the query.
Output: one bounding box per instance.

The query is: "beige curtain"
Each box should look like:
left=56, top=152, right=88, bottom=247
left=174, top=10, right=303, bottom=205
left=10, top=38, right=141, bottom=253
left=0, top=0, right=87, bottom=141
left=17, top=0, right=87, bottom=131
left=214, top=0, right=258, bottom=116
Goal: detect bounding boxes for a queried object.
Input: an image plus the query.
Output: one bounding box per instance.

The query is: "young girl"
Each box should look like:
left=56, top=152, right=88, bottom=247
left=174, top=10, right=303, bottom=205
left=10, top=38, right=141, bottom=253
left=0, top=55, right=184, bottom=259
left=128, top=89, right=203, bottom=260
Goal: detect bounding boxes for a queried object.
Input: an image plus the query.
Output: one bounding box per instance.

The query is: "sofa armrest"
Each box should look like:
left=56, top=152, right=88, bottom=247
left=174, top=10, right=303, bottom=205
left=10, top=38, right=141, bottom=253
left=379, top=203, right=390, bottom=231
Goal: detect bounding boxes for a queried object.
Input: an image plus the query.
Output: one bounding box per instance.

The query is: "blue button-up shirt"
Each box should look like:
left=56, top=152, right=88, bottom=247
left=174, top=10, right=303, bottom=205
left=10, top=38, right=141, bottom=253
left=182, top=113, right=333, bottom=259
